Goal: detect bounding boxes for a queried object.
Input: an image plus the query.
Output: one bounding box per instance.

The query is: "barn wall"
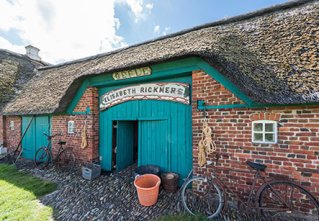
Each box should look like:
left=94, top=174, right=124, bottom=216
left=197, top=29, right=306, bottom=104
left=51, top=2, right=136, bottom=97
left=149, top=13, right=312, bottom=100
left=3, top=116, right=21, bottom=151
left=192, top=70, right=319, bottom=198
left=51, top=87, right=99, bottom=162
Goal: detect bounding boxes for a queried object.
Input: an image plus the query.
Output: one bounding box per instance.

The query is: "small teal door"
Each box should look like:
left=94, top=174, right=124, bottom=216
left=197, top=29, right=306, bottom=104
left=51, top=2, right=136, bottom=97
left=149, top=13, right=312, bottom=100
left=116, top=121, right=135, bottom=171
left=138, top=120, right=168, bottom=171
left=21, top=116, right=35, bottom=159
left=21, top=116, right=50, bottom=160
left=35, top=116, right=51, bottom=153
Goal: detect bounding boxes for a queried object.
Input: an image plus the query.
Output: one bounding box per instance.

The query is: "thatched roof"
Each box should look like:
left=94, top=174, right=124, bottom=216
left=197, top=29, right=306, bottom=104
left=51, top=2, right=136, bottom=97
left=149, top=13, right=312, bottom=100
left=3, top=0, right=319, bottom=115
left=0, top=49, right=47, bottom=112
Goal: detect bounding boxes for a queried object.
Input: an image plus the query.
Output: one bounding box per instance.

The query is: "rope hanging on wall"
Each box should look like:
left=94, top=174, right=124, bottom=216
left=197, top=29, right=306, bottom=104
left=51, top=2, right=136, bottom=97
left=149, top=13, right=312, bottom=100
left=198, top=138, right=207, bottom=167
left=81, top=115, right=88, bottom=149
left=198, top=109, right=217, bottom=167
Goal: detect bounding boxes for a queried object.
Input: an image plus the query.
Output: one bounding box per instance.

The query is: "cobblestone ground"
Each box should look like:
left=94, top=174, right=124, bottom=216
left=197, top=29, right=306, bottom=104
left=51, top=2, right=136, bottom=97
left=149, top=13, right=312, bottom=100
left=4, top=159, right=311, bottom=221
left=15, top=161, right=180, bottom=221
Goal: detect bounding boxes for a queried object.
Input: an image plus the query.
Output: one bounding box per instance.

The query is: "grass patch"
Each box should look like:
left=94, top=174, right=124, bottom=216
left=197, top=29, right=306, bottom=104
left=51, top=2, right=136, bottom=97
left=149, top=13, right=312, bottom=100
left=0, top=164, right=57, bottom=221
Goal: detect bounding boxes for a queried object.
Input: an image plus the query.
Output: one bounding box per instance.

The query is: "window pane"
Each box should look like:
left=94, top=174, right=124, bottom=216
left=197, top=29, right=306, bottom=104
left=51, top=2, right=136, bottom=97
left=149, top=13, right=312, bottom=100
left=265, top=133, right=274, bottom=142
left=265, top=123, right=274, bottom=132
left=253, top=123, right=263, bottom=132
left=253, top=133, right=263, bottom=141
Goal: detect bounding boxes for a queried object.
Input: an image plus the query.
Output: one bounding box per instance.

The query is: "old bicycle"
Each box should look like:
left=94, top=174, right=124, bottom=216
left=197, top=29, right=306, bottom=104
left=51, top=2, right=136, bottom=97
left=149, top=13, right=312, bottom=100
left=34, top=132, right=76, bottom=171
left=181, top=152, right=319, bottom=220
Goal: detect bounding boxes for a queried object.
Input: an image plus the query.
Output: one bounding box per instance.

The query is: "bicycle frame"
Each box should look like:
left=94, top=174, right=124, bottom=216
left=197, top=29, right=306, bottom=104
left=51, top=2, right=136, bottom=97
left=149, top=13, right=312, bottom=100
left=209, top=166, right=264, bottom=210
left=43, top=134, right=65, bottom=162
left=207, top=164, right=299, bottom=212
left=35, top=133, right=76, bottom=172
left=182, top=153, right=319, bottom=219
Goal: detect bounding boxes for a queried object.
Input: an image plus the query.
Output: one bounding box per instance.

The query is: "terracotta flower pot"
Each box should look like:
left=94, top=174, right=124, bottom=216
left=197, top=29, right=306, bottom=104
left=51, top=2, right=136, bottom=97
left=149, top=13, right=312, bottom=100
left=134, top=174, right=161, bottom=206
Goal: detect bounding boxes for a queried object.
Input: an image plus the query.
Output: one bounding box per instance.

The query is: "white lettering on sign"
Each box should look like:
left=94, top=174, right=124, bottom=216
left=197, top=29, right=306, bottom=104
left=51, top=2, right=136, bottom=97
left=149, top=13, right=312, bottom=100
left=112, top=67, right=151, bottom=80
left=100, top=82, right=190, bottom=110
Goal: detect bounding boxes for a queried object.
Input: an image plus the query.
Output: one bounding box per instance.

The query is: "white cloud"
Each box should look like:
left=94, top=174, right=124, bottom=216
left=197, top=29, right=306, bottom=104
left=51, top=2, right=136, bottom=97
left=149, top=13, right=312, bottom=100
left=116, top=0, right=153, bottom=23
left=0, top=36, right=25, bottom=54
left=153, top=25, right=171, bottom=36
left=154, top=25, right=160, bottom=34
left=145, top=3, right=153, bottom=10
left=162, top=26, right=171, bottom=36
left=0, top=0, right=154, bottom=64
left=0, top=1, right=25, bottom=32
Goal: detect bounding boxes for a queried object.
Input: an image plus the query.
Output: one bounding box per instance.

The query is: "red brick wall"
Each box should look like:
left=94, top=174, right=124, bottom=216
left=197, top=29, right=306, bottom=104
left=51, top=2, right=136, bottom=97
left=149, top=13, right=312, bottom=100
left=51, top=87, right=99, bottom=163
left=192, top=70, right=319, bottom=198
left=192, top=70, right=243, bottom=106
left=3, top=116, right=21, bottom=151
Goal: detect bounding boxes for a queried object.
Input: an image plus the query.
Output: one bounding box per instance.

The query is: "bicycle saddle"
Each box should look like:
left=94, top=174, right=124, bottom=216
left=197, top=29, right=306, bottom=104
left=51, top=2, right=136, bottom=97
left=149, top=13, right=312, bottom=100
left=246, top=161, right=267, bottom=171
left=58, top=140, right=66, bottom=145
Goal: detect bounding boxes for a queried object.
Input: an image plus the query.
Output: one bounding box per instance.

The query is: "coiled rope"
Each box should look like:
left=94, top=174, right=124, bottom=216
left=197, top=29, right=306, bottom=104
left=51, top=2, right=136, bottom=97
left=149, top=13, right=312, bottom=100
left=81, top=115, right=88, bottom=149
left=198, top=112, right=217, bottom=167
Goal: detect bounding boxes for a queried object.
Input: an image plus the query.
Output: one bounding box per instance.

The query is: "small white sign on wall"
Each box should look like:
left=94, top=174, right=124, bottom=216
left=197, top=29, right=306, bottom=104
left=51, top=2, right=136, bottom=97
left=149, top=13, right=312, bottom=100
left=68, top=121, right=75, bottom=134
left=9, top=121, right=14, bottom=130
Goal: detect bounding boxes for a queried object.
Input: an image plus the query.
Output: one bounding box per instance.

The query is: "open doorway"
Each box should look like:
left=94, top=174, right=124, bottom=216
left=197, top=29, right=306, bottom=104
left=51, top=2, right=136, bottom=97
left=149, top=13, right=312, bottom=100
left=112, top=120, right=138, bottom=171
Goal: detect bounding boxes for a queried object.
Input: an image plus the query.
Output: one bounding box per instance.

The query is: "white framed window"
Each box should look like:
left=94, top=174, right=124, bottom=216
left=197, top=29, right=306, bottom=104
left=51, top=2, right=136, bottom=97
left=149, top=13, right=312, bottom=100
left=252, top=120, right=277, bottom=144
left=9, top=121, right=14, bottom=130
left=68, top=121, right=75, bottom=134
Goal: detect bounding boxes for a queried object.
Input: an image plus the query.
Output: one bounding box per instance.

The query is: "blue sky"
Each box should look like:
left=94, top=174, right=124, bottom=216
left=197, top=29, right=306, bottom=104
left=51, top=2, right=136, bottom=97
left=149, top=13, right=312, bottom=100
left=0, top=0, right=289, bottom=64
left=116, top=0, right=289, bottom=45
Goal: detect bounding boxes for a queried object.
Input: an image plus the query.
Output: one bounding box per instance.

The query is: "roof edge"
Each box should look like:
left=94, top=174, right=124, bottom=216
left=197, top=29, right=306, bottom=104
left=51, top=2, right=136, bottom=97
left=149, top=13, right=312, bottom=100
left=39, top=0, right=315, bottom=71
left=1, top=109, right=55, bottom=116
left=0, top=48, right=51, bottom=66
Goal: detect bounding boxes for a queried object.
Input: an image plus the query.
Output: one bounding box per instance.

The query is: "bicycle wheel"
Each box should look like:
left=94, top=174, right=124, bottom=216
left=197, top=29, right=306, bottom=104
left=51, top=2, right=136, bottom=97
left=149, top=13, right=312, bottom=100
left=181, top=177, right=223, bottom=219
left=56, top=148, right=76, bottom=172
left=34, top=147, right=49, bottom=169
left=257, top=180, right=319, bottom=220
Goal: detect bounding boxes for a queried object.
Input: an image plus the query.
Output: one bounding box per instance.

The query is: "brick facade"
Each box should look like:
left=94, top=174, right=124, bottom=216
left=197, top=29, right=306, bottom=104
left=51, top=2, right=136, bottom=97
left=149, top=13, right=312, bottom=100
left=3, top=116, right=21, bottom=151
left=51, top=87, right=99, bottom=163
left=1, top=69, right=318, bottom=199
left=192, top=70, right=319, bottom=198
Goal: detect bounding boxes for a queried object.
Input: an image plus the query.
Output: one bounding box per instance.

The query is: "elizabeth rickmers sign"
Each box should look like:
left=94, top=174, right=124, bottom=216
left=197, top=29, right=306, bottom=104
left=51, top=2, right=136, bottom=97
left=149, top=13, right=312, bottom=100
left=100, top=82, right=190, bottom=110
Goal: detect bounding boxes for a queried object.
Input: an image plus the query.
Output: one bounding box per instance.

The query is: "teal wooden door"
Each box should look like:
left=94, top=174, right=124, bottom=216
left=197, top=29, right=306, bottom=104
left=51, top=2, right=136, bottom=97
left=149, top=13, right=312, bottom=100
left=138, top=119, right=168, bottom=172
left=99, top=100, right=140, bottom=171
left=116, top=121, right=134, bottom=171
left=99, top=75, right=192, bottom=179
left=21, top=116, right=50, bottom=160
left=22, top=116, right=35, bottom=159
left=35, top=116, right=50, bottom=152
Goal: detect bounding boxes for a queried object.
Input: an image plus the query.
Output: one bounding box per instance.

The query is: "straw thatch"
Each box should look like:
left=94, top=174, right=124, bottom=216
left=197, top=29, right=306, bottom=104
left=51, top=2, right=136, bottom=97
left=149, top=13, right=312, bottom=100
left=0, top=49, right=47, bottom=112
left=2, top=0, right=319, bottom=115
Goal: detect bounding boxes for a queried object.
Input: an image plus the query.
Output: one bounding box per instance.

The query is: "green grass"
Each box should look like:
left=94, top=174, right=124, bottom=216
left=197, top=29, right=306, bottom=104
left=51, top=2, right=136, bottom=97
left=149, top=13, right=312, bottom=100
left=0, top=164, right=57, bottom=221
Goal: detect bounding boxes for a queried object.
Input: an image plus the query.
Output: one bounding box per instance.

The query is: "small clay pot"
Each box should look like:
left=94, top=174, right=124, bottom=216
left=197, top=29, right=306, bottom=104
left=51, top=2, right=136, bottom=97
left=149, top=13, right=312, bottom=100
left=161, top=172, right=179, bottom=193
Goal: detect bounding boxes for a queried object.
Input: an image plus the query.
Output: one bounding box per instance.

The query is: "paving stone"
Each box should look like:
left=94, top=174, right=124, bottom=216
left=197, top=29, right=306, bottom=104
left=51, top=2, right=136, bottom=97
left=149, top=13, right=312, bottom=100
left=8, top=160, right=309, bottom=221
left=14, top=160, right=180, bottom=221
